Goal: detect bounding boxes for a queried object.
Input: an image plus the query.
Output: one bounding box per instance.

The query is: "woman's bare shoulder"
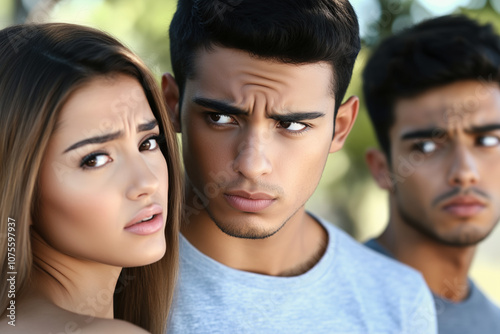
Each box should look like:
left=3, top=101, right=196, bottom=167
left=0, top=317, right=149, bottom=334
left=0, top=297, right=149, bottom=334
left=80, top=318, right=150, bottom=334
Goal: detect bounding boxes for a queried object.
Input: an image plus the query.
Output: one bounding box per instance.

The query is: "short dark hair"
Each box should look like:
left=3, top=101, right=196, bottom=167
left=169, top=0, right=360, bottom=113
left=363, top=15, right=500, bottom=156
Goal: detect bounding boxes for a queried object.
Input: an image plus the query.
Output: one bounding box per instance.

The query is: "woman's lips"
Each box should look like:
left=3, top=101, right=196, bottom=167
left=224, top=191, right=276, bottom=213
left=125, top=203, right=164, bottom=235
left=124, top=213, right=164, bottom=235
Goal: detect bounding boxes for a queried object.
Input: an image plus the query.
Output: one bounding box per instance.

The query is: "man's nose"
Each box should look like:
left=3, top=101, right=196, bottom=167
left=232, top=128, right=272, bottom=180
left=447, top=144, right=480, bottom=188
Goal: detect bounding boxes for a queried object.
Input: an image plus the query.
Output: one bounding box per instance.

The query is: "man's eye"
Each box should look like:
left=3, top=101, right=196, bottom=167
left=477, top=135, right=500, bottom=147
left=279, top=121, right=307, bottom=132
left=140, top=137, right=159, bottom=151
left=80, top=153, right=112, bottom=169
left=414, top=140, right=437, bottom=153
left=208, top=114, right=235, bottom=125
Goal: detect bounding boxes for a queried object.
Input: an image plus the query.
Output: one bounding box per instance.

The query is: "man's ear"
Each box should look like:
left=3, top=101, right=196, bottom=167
left=365, top=148, right=393, bottom=191
left=329, top=96, right=359, bottom=153
left=162, top=73, right=181, bottom=133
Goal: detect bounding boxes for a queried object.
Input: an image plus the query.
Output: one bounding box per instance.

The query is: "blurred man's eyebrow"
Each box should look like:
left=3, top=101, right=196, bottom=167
left=466, top=124, right=500, bottom=133
left=63, top=119, right=158, bottom=153
left=193, top=97, right=325, bottom=121
left=401, top=128, right=437, bottom=140
left=401, top=123, right=500, bottom=141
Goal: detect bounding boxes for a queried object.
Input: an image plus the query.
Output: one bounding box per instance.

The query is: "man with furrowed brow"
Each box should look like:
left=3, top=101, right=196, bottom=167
left=363, top=14, right=500, bottom=334
left=162, top=0, right=438, bottom=332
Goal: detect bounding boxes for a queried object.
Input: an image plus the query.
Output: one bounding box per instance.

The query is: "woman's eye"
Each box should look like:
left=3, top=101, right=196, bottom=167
left=140, top=137, right=159, bottom=151
left=81, top=154, right=112, bottom=169
left=279, top=121, right=307, bottom=132
left=414, top=140, right=437, bottom=153
left=208, top=114, right=235, bottom=125
left=477, top=135, right=500, bottom=147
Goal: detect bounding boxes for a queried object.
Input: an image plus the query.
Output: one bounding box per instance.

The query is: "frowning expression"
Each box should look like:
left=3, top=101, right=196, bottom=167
left=176, top=46, right=355, bottom=238
left=37, top=74, right=169, bottom=266
left=388, top=80, right=500, bottom=246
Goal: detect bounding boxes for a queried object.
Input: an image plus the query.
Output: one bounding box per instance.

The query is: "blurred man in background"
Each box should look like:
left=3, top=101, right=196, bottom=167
left=363, top=14, right=500, bottom=334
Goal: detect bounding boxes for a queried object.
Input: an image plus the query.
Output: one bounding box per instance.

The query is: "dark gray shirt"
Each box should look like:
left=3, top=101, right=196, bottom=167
left=365, top=239, right=500, bottom=334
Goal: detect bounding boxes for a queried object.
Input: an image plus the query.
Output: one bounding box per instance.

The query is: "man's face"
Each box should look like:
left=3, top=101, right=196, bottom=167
left=386, top=80, right=500, bottom=246
left=173, top=46, right=356, bottom=239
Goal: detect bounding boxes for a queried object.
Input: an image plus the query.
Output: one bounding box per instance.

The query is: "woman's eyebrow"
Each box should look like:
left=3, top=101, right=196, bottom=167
left=137, top=119, right=158, bottom=132
left=63, top=119, right=158, bottom=154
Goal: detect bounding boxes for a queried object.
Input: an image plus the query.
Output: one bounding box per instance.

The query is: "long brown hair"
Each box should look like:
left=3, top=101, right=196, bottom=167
left=0, top=23, right=182, bottom=333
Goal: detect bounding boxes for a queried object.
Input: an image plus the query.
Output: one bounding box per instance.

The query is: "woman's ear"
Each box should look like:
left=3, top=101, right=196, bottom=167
left=162, top=73, right=181, bottom=133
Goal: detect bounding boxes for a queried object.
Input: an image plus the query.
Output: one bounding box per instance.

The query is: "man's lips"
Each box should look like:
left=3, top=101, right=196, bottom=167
left=224, top=190, right=276, bottom=213
left=440, top=196, right=486, bottom=218
left=125, top=204, right=164, bottom=235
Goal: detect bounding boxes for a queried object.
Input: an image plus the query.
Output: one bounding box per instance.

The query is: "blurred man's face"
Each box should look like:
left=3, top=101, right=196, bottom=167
left=174, top=46, right=356, bottom=239
left=387, top=80, right=500, bottom=246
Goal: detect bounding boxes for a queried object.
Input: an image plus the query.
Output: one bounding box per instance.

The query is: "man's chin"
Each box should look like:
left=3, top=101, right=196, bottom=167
left=435, top=228, right=492, bottom=247
left=213, top=219, right=282, bottom=240
left=206, top=210, right=285, bottom=240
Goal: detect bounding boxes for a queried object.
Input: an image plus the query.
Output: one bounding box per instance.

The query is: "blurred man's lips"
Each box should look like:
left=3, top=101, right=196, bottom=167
left=224, top=190, right=276, bottom=212
left=441, top=196, right=486, bottom=217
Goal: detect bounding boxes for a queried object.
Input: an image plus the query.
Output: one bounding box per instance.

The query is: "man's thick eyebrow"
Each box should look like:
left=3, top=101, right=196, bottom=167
left=466, top=124, right=500, bottom=133
left=269, top=112, right=325, bottom=123
left=63, top=119, right=158, bottom=154
left=193, top=97, right=325, bottom=121
left=401, top=128, right=438, bottom=140
left=193, top=97, right=248, bottom=115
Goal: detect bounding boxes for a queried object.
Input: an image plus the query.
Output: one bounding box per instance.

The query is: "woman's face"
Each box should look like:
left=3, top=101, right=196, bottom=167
left=36, top=74, right=169, bottom=267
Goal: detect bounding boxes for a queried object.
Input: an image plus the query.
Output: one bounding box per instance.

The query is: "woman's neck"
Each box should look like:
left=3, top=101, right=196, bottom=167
left=30, top=230, right=121, bottom=319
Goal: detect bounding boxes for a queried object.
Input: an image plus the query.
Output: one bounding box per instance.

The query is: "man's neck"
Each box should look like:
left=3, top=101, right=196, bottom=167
left=181, top=197, right=327, bottom=276
left=378, top=217, right=476, bottom=302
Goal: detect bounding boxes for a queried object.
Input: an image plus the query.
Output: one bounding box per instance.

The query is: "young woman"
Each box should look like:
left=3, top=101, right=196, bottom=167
left=0, top=23, right=182, bottom=333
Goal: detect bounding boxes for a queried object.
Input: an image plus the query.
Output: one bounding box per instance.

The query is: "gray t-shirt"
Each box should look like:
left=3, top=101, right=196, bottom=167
left=365, top=238, right=500, bottom=334
left=167, top=216, right=437, bottom=334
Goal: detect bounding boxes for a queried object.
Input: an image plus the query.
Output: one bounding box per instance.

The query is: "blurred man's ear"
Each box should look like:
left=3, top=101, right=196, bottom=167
left=329, top=96, right=359, bottom=153
left=162, top=73, right=181, bottom=133
left=365, top=148, right=394, bottom=191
